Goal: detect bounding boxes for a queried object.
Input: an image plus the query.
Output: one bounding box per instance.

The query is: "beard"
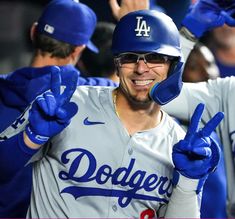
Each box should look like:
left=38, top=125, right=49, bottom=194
left=119, top=84, right=153, bottom=107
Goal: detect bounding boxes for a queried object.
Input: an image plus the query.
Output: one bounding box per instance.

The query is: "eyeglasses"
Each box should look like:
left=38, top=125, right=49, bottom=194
left=115, top=52, right=175, bottom=69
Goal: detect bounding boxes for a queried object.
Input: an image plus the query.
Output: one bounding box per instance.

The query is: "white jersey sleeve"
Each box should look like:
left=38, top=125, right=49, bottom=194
left=165, top=176, right=201, bottom=218
left=180, top=34, right=196, bottom=62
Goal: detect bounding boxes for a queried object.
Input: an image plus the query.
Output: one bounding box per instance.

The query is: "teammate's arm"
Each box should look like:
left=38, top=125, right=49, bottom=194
left=0, top=132, right=39, bottom=183
left=109, top=0, right=149, bottom=21
left=59, top=64, right=118, bottom=87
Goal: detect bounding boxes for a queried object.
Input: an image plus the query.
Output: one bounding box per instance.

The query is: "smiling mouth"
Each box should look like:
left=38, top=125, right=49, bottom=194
left=133, top=80, right=154, bottom=86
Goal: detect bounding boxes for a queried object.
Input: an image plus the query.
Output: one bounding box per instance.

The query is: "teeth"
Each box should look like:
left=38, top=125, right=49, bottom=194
left=134, top=80, right=153, bottom=85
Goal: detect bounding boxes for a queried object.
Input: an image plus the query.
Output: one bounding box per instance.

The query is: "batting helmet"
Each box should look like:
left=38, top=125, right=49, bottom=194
left=111, top=10, right=184, bottom=105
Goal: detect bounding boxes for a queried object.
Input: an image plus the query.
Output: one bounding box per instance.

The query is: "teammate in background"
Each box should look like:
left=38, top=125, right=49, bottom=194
left=201, top=24, right=235, bottom=78
left=163, top=0, right=235, bottom=217
left=77, top=21, right=119, bottom=83
left=0, top=0, right=118, bottom=133
left=0, top=10, right=223, bottom=218
left=183, top=42, right=219, bottom=82
left=109, top=0, right=149, bottom=21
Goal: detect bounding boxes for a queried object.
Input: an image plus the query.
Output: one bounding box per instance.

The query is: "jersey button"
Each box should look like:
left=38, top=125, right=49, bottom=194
left=128, top=148, right=133, bottom=155
left=112, top=204, right=117, bottom=212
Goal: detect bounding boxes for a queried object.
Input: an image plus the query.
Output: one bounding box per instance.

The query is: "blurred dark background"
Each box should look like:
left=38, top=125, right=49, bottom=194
left=0, top=0, right=190, bottom=74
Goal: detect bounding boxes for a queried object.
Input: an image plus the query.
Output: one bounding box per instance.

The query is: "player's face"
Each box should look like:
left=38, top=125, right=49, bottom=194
left=115, top=52, right=171, bottom=105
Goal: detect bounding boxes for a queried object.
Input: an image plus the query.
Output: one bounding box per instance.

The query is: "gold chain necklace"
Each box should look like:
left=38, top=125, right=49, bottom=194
left=112, top=89, right=120, bottom=118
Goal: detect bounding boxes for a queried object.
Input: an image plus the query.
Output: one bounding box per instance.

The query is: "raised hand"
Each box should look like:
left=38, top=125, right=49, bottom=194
left=172, top=103, right=224, bottom=193
left=221, top=1, right=235, bottom=26
left=182, top=0, right=235, bottom=38
left=109, top=0, right=149, bottom=21
left=25, top=66, right=78, bottom=145
left=173, top=103, right=224, bottom=179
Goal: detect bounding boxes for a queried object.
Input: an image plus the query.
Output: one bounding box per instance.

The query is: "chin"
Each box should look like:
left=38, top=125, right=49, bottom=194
left=130, top=95, right=152, bottom=105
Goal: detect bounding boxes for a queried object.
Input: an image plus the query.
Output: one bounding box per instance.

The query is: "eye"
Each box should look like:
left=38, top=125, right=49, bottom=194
left=119, top=54, right=138, bottom=64
left=145, top=53, right=169, bottom=64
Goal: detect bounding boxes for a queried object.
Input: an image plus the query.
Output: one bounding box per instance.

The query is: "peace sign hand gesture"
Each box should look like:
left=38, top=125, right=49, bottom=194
left=25, top=66, right=78, bottom=145
left=172, top=103, right=224, bottom=189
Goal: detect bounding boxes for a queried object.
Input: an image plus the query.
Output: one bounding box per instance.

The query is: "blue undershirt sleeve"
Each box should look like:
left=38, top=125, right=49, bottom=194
left=0, top=131, right=39, bottom=183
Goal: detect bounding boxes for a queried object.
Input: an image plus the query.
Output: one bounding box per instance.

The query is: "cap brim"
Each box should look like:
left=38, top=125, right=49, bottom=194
left=87, top=40, right=99, bottom=53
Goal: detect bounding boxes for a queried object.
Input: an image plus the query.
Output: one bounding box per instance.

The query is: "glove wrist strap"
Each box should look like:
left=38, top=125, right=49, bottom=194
left=25, top=125, right=49, bottom=145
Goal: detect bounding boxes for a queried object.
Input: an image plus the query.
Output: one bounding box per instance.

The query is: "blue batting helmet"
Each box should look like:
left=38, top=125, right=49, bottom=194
left=111, top=10, right=184, bottom=105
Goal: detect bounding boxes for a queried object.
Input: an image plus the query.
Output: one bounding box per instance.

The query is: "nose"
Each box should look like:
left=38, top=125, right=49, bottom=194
left=135, top=59, right=149, bottom=74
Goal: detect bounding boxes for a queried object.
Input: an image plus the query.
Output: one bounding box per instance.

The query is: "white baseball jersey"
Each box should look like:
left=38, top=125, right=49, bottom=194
left=163, top=77, right=235, bottom=216
left=13, top=86, right=202, bottom=218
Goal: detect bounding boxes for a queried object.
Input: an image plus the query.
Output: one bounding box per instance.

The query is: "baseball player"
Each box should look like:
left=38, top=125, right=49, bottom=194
left=162, top=0, right=235, bottom=218
left=0, top=10, right=223, bottom=218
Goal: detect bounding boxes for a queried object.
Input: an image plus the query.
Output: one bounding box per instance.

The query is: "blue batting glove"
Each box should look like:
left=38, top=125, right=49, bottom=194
left=214, top=0, right=235, bottom=22
left=25, top=66, right=78, bottom=145
left=223, top=6, right=235, bottom=26
left=182, top=0, right=229, bottom=38
left=213, top=0, right=235, bottom=26
left=172, top=103, right=224, bottom=192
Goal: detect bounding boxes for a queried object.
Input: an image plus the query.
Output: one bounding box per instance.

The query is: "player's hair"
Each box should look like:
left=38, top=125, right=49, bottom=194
left=80, top=22, right=115, bottom=77
left=32, top=33, right=76, bottom=58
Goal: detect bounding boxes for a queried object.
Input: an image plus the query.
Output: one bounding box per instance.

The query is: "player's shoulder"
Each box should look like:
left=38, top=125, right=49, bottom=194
left=74, top=85, right=114, bottom=98
left=75, top=85, right=114, bottom=95
left=206, top=76, right=235, bottom=96
left=201, top=76, right=235, bottom=90
left=161, top=111, right=185, bottom=139
left=71, top=86, right=115, bottom=108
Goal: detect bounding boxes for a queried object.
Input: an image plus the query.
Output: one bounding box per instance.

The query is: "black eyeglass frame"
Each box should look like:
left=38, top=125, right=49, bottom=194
left=114, top=52, right=176, bottom=67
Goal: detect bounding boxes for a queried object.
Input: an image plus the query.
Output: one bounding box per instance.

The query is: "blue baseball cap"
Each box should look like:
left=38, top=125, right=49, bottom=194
left=36, top=0, right=98, bottom=53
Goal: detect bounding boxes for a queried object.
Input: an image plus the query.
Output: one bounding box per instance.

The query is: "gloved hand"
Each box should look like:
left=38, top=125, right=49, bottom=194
left=181, top=0, right=235, bottom=38
left=25, top=66, right=78, bottom=145
left=172, top=103, right=224, bottom=193
left=221, top=1, right=235, bottom=26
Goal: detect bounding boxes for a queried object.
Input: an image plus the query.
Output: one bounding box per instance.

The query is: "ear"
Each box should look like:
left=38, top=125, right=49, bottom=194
left=69, top=45, right=86, bottom=65
left=71, top=45, right=86, bottom=60
left=30, top=22, right=38, bottom=42
left=75, top=45, right=86, bottom=56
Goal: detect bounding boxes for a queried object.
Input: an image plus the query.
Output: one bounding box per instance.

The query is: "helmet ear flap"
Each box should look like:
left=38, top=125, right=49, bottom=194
left=168, top=58, right=179, bottom=77
left=149, top=61, right=184, bottom=105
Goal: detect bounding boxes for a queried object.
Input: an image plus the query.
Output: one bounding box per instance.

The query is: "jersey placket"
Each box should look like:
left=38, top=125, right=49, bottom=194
left=108, top=135, right=139, bottom=217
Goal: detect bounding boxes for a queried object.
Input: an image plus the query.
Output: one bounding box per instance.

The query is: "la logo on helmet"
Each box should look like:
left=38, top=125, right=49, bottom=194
left=135, top=16, right=150, bottom=37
